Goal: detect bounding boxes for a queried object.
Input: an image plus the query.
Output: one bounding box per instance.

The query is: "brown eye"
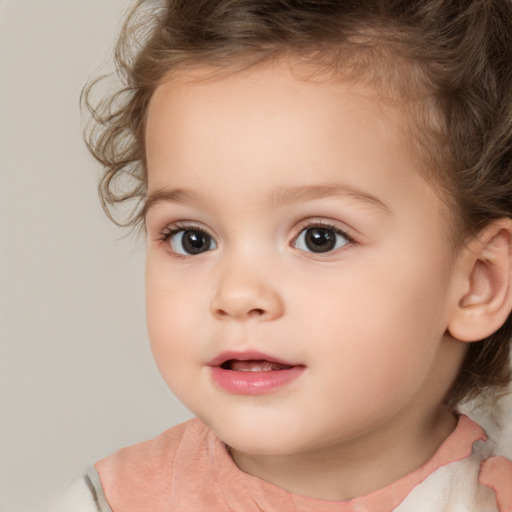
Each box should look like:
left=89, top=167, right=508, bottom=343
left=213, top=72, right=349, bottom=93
left=169, top=229, right=217, bottom=255
left=293, top=226, right=349, bottom=253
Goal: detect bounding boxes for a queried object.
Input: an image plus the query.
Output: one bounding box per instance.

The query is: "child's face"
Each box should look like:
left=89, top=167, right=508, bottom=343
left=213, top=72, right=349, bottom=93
left=144, top=61, right=465, bottom=457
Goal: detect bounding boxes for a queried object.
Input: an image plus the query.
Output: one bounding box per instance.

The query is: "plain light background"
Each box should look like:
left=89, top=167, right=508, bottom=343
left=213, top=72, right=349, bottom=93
left=1, top=2, right=192, bottom=511
left=1, top=2, right=511, bottom=512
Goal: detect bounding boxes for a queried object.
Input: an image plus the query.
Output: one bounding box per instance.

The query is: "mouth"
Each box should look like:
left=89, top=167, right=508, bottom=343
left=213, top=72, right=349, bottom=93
left=208, top=351, right=300, bottom=370
left=220, top=359, right=294, bottom=372
left=207, top=351, right=305, bottom=395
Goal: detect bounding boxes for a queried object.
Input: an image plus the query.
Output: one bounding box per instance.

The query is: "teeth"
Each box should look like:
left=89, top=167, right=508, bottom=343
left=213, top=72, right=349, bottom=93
left=228, top=359, right=291, bottom=372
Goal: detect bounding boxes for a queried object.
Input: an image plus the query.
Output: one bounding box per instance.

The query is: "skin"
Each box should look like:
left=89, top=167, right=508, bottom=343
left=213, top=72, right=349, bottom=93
left=143, top=60, right=470, bottom=501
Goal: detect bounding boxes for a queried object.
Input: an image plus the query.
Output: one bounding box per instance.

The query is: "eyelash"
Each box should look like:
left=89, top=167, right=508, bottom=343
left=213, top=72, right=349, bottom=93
left=292, top=221, right=354, bottom=253
left=157, top=221, right=354, bottom=257
left=159, top=223, right=202, bottom=243
left=158, top=222, right=216, bottom=258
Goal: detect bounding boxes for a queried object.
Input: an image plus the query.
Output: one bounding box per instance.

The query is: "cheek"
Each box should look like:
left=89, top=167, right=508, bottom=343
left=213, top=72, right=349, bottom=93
left=146, top=253, right=207, bottom=332
left=146, top=292, right=205, bottom=406
left=145, top=266, right=204, bottom=376
left=146, top=283, right=183, bottom=344
left=293, top=250, right=450, bottom=383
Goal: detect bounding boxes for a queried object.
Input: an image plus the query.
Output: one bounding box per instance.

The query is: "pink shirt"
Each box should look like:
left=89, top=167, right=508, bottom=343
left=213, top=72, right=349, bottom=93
left=94, top=415, right=512, bottom=511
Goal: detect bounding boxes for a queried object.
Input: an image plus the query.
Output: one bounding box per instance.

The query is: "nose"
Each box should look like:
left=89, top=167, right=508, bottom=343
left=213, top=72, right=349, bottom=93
left=210, top=261, right=284, bottom=321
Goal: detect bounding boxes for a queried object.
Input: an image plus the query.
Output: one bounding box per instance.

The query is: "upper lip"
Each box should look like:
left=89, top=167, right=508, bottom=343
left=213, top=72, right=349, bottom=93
left=207, top=350, right=301, bottom=368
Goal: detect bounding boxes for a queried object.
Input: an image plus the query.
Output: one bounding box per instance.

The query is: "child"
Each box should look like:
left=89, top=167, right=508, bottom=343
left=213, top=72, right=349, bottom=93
left=55, top=0, right=512, bottom=510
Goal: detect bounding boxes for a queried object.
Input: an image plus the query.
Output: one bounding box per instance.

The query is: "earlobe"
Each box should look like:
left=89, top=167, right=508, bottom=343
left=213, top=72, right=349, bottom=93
left=448, top=219, right=512, bottom=342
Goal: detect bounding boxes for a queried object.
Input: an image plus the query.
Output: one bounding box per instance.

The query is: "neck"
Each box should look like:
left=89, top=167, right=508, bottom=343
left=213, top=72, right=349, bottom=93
left=229, top=405, right=457, bottom=502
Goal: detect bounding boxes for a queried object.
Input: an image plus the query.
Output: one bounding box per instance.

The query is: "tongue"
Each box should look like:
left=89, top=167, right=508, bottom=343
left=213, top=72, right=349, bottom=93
left=229, top=359, right=292, bottom=372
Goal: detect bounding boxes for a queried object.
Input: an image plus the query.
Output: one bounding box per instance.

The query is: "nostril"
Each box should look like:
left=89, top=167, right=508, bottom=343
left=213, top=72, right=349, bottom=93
left=212, top=306, right=266, bottom=319
left=249, top=308, right=265, bottom=317
left=210, top=289, right=284, bottom=320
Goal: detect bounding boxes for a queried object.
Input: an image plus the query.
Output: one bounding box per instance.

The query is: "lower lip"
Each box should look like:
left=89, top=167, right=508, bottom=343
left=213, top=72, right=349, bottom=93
left=209, top=366, right=305, bottom=395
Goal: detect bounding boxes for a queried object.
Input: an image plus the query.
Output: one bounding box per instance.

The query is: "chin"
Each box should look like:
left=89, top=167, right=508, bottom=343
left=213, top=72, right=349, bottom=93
left=199, top=412, right=314, bottom=456
left=222, top=432, right=300, bottom=456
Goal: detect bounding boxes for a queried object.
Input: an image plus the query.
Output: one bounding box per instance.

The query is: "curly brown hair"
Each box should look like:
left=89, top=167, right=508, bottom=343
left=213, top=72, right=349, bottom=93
left=83, top=0, right=512, bottom=406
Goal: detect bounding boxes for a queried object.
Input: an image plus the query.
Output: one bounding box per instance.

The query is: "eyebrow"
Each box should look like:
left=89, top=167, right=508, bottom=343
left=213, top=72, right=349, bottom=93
left=270, top=184, right=391, bottom=213
left=143, top=188, right=201, bottom=217
left=143, top=183, right=391, bottom=216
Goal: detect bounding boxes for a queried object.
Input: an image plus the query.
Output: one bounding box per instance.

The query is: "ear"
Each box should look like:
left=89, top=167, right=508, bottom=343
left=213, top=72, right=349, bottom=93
left=448, top=219, right=512, bottom=342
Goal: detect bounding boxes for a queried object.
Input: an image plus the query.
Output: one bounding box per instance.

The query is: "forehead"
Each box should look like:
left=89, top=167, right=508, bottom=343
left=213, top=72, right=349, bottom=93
left=144, top=61, right=446, bottom=226
left=147, top=62, right=402, bottom=172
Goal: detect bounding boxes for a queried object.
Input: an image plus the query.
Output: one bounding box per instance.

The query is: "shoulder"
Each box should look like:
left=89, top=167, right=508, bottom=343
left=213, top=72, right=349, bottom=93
left=47, top=468, right=112, bottom=512
left=479, top=456, right=512, bottom=512
left=94, top=417, right=213, bottom=510
left=95, top=417, right=206, bottom=477
left=394, top=415, right=511, bottom=512
left=48, top=419, right=210, bottom=512
left=459, top=415, right=512, bottom=512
